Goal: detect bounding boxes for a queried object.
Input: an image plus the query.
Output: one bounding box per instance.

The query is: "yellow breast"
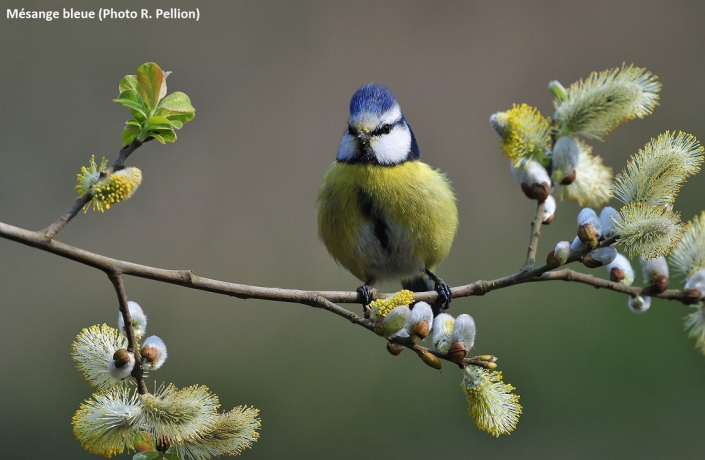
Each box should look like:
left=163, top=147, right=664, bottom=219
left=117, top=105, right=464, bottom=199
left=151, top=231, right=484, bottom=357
left=317, top=160, right=458, bottom=282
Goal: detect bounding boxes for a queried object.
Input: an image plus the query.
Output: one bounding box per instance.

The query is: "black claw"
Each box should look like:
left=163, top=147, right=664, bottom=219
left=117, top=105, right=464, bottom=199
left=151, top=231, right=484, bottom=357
left=425, top=269, right=452, bottom=313
left=357, top=284, right=373, bottom=316
left=436, top=279, right=452, bottom=310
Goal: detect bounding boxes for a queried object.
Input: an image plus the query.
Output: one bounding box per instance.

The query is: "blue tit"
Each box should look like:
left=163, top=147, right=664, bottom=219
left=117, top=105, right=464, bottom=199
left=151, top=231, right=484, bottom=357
left=317, top=83, right=458, bottom=314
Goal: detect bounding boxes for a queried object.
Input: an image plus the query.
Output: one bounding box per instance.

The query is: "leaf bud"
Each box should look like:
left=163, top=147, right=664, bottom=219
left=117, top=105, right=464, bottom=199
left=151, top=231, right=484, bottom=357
left=447, top=342, right=468, bottom=364
left=560, top=170, right=577, bottom=185
left=650, top=274, right=669, bottom=294
left=578, top=223, right=598, bottom=243
left=610, top=267, right=625, bottom=282
left=113, top=348, right=132, bottom=368
left=548, top=79, right=567, bottom=101
left=577, top=208, right=602, bottom=242
left=386, top=342, right=405, bottom=356
left=420, top=351, right=442, bottom=370
left=682, top=288, right=704, bottom=305
left=412, top=320, right=430, bottom=341
left=681, top=270, right=705, bottom=304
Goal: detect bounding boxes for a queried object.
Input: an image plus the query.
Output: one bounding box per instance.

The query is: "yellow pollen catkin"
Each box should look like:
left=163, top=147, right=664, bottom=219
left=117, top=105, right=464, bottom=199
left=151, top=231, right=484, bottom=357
left=368, top=290, right=414, bottom=320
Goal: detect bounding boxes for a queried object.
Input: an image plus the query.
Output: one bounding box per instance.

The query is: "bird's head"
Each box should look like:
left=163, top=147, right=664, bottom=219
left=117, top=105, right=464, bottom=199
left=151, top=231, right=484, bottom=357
left=336, top=83, right=421, bottom=165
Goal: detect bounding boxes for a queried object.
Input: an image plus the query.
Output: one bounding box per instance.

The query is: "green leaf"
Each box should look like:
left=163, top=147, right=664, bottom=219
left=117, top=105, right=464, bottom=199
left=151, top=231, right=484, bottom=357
left=148, top=129, right=177, bottom=144
left=136, top=62, right=166, bottom=110
left=145, top=116, right=173, bottom=131
left=133, top=451, right=162, bottom=460
left=122, top=124, right=141, bottom=146
left=119, top=75, right=139, bottom=93
left=126, top=119, right=142, bottom=127
left=156, top=92, right=195, bottom=115
left=150, top=133, right=166, bottom=144
left=113, top=90, right=148, bottom=121
left=164, top=112, right=195, bottom=126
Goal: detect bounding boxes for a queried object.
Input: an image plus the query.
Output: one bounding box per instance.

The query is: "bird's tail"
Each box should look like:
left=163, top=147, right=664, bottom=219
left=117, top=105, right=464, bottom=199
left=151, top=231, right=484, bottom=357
left=402, top=276, right=433, bottom=295
left=402, top=275, right=444, bottom=315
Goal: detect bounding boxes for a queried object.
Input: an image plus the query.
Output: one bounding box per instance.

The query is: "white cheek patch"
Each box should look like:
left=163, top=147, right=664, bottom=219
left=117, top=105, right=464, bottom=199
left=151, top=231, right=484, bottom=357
left=370, top=125, right=411, bottom=164
left=336, top=133, right=358, bottom=161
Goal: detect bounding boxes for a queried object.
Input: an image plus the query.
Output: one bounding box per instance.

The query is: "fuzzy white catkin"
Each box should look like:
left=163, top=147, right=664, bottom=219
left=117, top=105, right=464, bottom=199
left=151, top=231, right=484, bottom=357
left=108, top=354, right=134, bottom=380
left=408, top=302, right=434, bottom=330
left=451, top=314, right=476, bottom=351
left=543, top=195, right=556, bottom=223
left=551, top=136, right=579, bottom=181
left=600, top=207, right=620, bottom=237
left=118, top=301, right=147, bottom=339
left=685, top=269, right=705, bottom=294
left=382, top=305, right=412, bottom=339
left=640, top=256, right=669, bottom=283
left=141, top=336, right=168, bottom=370
left=571, top=236, right=587, bottom=252
left=554, top=241, right=571, bottom=261
left=431, top=313, right=455, bottom=352
left=628, top=295, right=651, bottom=314
left=605, top=253, right=634, bottom=285
left=589, top=247, right=618, bottom=265
left=510, top=159, right=550, bottom=186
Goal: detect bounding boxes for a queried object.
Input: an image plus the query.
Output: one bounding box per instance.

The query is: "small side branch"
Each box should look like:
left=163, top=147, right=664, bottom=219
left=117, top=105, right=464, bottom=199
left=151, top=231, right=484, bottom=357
left=108, top=271, right=149, bottom=395
left=522, top=200, right=545, bottom=271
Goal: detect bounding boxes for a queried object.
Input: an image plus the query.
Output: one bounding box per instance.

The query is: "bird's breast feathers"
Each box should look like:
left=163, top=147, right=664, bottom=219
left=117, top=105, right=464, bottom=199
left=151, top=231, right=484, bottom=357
left=317, top=161, right=458, bottom=281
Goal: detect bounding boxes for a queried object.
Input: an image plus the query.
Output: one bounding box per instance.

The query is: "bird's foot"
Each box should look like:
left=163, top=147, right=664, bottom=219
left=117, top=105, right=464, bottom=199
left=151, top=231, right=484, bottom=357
left=357, top=284, right=373, bottom=318
left=425, top=269, right=452, bottom=313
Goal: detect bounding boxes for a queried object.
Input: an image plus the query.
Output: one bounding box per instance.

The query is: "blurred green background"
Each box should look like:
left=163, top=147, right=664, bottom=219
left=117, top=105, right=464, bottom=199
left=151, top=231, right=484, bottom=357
left=2, top=1, right=705, bottom=458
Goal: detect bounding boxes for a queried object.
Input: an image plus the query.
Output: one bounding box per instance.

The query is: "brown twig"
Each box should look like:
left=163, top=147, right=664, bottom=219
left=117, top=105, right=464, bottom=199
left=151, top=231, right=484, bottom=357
left=522, top=200, right=545, bottom=271
left=108, top=272, right=149, bottom=395
left=0, top=221, right=688, bottom=306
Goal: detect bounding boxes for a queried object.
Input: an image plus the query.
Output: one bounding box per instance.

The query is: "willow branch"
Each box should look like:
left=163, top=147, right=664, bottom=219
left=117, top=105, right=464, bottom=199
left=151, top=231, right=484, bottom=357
left=0, top=219, right=690, bottom=371
left=305, top=295, right=496, bottom=369
left=108, top=272, right=149, bottom=395
left=42, top=139, right=145, bottom=239
left=0, top=221, right=688, bottom=307
left=522, top=200, right=545, bottom=271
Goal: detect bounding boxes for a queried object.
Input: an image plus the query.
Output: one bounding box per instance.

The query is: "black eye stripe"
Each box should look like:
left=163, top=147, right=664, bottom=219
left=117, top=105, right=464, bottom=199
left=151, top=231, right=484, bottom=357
left=370, top=119, right=403, bottom=137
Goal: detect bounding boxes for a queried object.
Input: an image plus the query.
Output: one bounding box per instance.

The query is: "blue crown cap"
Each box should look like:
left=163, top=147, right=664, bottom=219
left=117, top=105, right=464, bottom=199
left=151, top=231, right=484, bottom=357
left=349, top=83, right=399, bottom=117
